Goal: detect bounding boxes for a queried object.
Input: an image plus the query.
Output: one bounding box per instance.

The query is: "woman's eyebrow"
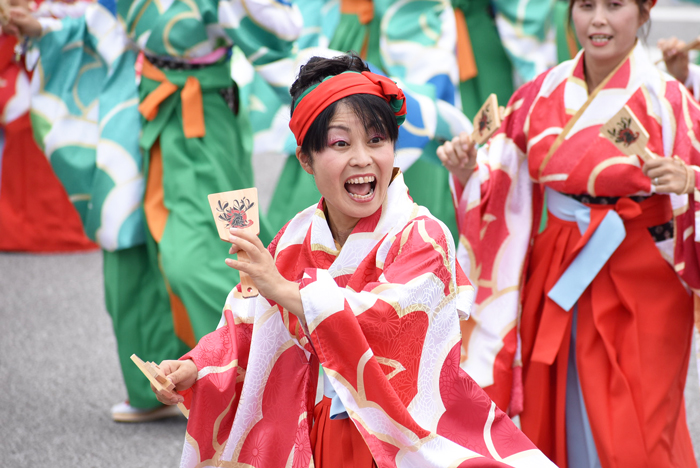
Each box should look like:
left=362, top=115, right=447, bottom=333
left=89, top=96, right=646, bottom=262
left=328, top=125, right=351, bottom=132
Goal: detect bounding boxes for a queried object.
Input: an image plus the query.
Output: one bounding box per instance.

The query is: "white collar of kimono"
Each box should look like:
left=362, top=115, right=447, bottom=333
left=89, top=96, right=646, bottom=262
left=547, top=40, right=675, bottom=159
left=307, top=169, right=416, bottom=275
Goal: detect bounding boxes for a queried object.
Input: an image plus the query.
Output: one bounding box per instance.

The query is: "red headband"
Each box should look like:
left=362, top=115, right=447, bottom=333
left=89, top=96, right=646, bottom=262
left=289, top=71, right=407, bottom=146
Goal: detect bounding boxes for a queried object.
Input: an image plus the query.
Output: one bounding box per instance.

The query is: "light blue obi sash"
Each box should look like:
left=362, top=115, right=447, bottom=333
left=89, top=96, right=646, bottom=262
left=545, top=188, right=627, bottom=311
left=323, top=368, right=349, bottom=420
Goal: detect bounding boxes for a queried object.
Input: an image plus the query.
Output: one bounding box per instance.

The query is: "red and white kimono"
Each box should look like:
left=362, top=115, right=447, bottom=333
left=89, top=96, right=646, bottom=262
left=0, top=33, right=93, bottom=252
left=454, top=41, right=700, bottom=467
left=686, top=62, right=700, bottom=103
left=176, top=172, right=555, bottom=467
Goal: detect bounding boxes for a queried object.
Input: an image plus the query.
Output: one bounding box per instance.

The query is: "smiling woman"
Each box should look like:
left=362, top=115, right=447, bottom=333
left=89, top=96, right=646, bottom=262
left=569, top=0, right=652, bottom=90
left=150, top=54, right=558, bottom=468
left=438, top=0, right=700, bottom=467
left=289, top=57, right=400, bottom=247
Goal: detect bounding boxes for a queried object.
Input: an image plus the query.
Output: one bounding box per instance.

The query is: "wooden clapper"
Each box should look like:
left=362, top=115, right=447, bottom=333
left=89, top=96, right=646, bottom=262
left=599, top=105, right=655, bottom=162
left=207, top=187, right=260, bottom=298
left=0, top=0, right=10, bottom=26
left=0, top=0, right=24, bottom=62
left=471, top=93, right=504, bottom=145
left=654, top=36, right=700, bottom=65
left=130, top=354, right=189, bottom=418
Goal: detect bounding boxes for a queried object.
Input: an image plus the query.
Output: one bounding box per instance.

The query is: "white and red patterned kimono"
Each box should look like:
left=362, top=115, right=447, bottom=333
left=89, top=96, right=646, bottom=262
left=686, top=62, right=700, bottom=103
left=454, top=41, right=700, bottom=467
left=176, top=172, right=555, bottom=467
left=0, top=32, right=94, bottom=252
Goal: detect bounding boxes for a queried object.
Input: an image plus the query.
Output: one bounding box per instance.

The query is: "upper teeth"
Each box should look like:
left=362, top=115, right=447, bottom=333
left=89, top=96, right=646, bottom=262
left=591, top=35, right=610, bottom=40
left=347, top=176, right=375, bottom=184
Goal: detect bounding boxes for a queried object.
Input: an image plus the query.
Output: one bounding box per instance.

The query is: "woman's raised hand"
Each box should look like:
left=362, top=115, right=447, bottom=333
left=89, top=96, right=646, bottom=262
left=658, top=37, right=689, bottom=84
left=643, top=157, right=695, bottom=195
left=151, top=359, right=197, bottom=405
left=436, top=132, right=477, bottom=187
left=225, top=228, right=304, bottom=322
left=5, top=0, right=42, bottom=38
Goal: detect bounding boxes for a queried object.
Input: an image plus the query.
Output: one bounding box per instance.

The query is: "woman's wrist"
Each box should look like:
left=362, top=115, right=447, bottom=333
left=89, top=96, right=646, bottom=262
left=676, top=67, right=690, bottom=86
left=671, top=156, right=695, bottom=195
left=683, top=164, right=696, bottom=195
left=456, top=164, right=477, bottom=188
left=270, top=279, right=305, bottom=324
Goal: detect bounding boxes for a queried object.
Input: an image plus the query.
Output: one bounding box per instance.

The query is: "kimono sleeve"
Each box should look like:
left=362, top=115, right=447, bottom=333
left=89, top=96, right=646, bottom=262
left=178, top=224, right=290, bottom=464
left=449, top=76, right=544, bottom=414
left=178, top=292, right=257, bottom=464
left=491, top=0, right=556, bottom=84
left=218, top=0, right=303, bottom=101
left=685, top=63, right=700, bottom=102
left=377, top=0, right=459, bottom=104
left=29, top=3, right=144, bottom=251
left=376, top=0, right=472, bottom=171
left=668, top=81, right=700, bottom=290
left=296, top=216, right=555, bottom=466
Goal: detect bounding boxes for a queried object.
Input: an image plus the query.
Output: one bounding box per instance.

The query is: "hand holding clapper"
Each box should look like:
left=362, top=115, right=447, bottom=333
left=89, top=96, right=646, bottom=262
left=208, top=188, right=260, bottom=298
left=130, top=354, right=188, bottom=418
left=0, top=0, right=10, bottom=26
left=654, top=35, right=700, bottom=65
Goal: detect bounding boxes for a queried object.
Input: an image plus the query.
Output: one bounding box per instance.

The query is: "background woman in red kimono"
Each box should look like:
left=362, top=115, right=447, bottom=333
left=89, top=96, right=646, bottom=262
left=147, top=54, right=556, bottom=468
left=438, top=0, right=700, bottom=467
left=0, top=30, right=94, bottom=252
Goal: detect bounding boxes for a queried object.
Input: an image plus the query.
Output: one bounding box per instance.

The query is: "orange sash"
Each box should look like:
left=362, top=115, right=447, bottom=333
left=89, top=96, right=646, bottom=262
left=138, top=59, right=205, bottom=139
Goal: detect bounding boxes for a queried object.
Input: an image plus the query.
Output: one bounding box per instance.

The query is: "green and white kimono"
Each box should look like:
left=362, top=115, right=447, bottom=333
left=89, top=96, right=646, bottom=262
left=29, top=0, right=302, bottom=409
left=454, top=0, right=577, bottom=119
left=452, top=0, right=514, bottom=120
left=236, top=0, right=471, bottom=238
left=553, top=0, right=580, bottom=63
left=493, top=0, right=558, bottom=86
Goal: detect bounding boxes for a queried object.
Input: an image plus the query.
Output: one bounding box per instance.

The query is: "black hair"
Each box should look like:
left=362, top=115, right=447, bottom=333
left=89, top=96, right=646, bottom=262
left=289, top=53, right=400, bottom=163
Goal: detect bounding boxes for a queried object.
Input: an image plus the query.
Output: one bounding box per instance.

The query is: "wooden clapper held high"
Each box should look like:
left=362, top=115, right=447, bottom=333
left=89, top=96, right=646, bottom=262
left=207, top=187, right=260, bottom=298
left=471, top=93, right=503, bottom=145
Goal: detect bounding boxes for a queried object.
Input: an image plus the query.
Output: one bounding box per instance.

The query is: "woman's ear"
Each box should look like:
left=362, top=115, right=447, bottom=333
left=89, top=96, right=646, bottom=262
left=296, top=147, right=314, bottom=175
left=640, top=0, right=652, bottom=25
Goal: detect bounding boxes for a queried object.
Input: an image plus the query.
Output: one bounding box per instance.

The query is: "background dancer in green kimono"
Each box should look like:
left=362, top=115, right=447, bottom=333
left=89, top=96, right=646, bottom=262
left=236, top=0, right=472, bottom=239
left=455, top=0, right=577, bottom=120
left=8, top=0, right=302, bottom=421
left=452, top=0, right=514, bottom=120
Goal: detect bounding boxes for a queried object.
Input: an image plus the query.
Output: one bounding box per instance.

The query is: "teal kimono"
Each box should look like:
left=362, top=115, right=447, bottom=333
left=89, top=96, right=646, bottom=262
left=30, top=0, right=302, bottom=409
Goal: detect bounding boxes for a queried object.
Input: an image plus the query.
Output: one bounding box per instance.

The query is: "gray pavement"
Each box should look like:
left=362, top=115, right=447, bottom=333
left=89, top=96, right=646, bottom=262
left=0, top=252, right=185, bottom=467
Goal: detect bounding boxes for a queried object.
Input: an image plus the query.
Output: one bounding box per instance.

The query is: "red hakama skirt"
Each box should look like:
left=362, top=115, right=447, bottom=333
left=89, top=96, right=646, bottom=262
left=519, top=194, right=696, bottom=468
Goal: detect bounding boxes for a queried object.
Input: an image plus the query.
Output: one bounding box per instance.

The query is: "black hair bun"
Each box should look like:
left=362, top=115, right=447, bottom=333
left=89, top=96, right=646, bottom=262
left=290, top=52, right=369, bottom=106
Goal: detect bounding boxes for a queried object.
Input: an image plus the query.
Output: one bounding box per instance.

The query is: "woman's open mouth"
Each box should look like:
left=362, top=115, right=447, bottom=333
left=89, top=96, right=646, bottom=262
left=345, top=175, right=377, bottom=201
left=590, top=34, right=612, bottom=46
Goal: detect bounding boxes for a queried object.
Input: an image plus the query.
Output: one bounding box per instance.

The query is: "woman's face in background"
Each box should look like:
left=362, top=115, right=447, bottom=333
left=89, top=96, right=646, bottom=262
left=572, top=0, right=649, bottom=71
left=299, top=103, right=395, bottom=229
